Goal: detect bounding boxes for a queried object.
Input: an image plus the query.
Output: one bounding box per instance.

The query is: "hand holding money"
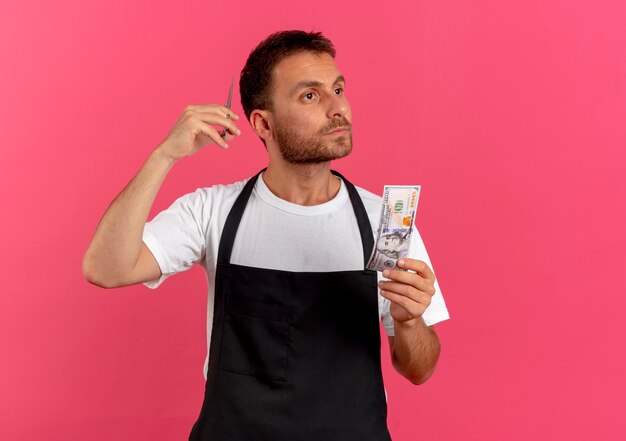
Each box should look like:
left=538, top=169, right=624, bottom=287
left=367, top=186, right=421, bottom=271
left=378, top=258, right=437, bottom=323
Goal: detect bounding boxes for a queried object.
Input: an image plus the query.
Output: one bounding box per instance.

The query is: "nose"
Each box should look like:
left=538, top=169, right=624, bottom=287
left=326, top=92, right=350, bottom=120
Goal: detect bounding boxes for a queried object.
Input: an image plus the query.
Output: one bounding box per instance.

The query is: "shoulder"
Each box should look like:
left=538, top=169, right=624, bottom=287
left=196, top=178, right=250, bottom=221
left=182, top=177, right=249, bottom=207
left=153, top=177, right=250, bottom=227
left=354, top=185, right=382, bottom=218
left=354, top=186, right=382, bottom=225
left=202, top=178, right=249, bottom=204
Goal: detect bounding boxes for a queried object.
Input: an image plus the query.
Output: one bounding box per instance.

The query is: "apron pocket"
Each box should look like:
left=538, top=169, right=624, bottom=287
left=219, top=295, right=292, bottom=382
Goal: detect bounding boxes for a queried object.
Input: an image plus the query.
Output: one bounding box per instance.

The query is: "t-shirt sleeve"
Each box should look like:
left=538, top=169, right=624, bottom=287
left=379, top=225, right=450, bottom=336
left=141, top=188, right=208, bottom=289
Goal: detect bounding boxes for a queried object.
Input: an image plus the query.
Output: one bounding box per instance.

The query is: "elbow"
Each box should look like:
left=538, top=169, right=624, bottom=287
left=82, top=267, right=108, bottom=289
left=392, top=359, right=437, bottom=386
left=408, top=378, right=425, bottom=386
left=82, top=255, right=115, bottom=289
left=407, top=369, right=435, bottom=386
left=395, top=350, right=441, bottom=386
left=84, top=275, right=117, bottom=289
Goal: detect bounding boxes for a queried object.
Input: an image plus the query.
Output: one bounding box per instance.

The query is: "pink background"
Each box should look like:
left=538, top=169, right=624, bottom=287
left=1, top=0, right=625, bottom=439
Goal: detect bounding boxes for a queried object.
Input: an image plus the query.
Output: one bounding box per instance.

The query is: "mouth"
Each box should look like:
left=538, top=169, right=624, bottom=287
left=326, top=126, right=350, bottom=135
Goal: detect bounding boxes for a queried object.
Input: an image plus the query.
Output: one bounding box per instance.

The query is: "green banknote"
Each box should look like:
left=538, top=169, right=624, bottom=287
left=367, top=186, right=421, bottom=271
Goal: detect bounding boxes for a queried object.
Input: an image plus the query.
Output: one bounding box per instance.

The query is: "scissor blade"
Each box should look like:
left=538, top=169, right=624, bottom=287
left=221, top=76, right=235, bottom=137
left=225, top=76, right=234, bottom=108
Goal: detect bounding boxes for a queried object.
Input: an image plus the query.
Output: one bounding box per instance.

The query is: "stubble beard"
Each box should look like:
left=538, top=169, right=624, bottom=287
left=274, top=117, right=353, bottom=164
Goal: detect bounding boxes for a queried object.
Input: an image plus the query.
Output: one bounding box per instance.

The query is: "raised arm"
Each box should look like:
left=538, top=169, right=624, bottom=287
left=82, top=104, right=241, bottom=288
left=379, top=258, right=441, bottom=384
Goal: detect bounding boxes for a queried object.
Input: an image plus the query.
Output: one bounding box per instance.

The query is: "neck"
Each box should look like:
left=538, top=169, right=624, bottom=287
left=262, top=161, right=341, bottom=206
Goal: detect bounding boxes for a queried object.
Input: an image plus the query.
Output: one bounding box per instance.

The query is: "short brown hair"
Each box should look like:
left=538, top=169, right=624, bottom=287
left=239, top=30, right=336, bottom=122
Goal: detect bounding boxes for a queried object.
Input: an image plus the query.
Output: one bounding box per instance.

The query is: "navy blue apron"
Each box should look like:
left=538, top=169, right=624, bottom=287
left=189, top=169, right=392, bottom=441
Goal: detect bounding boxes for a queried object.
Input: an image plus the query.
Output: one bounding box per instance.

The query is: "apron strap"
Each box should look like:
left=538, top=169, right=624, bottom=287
left=218, top=168, right=374, bottom=268
left=330, top=169, right=374, bottom=267
left=217, top=169, right=265, bottom=265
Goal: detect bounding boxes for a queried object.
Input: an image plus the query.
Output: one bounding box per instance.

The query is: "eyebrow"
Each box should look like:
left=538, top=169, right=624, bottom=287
left=289, top=75, right=346, bottom=97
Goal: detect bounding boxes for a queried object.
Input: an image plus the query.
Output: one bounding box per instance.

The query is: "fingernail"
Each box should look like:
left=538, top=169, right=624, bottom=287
left=224, top=143, right=229, bottom=148
left=382, top=269, right=390, bottom=277
left=398, top=259, right=405, bottom=266
left=236, top=128, right=241, bottom=135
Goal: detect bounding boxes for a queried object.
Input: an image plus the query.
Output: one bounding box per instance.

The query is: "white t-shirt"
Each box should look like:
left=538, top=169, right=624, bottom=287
left=142, top=172, right=450, bottom=379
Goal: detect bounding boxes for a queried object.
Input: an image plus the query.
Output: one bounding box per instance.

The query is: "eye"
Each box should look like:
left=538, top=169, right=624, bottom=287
left=303, top=92, right=317, bottom=101
left=334, top=87, right=344, bottom=95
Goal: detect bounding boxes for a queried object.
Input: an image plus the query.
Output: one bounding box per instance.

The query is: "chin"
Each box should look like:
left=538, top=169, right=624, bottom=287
left=331, top=143, right=352, bottom=160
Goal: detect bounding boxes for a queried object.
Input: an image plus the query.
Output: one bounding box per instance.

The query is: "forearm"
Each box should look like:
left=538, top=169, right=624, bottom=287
left=82, top=148, right=175, bottom=284
left=391, top=318, right=441, bottom=385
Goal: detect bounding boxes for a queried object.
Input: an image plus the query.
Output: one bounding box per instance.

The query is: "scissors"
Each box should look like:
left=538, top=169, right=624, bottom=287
left=220, top=76, right=234, bottom=138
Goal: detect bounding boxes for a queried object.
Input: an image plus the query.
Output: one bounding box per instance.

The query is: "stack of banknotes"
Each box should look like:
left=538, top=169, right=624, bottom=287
left=367, top=186, right=421, bottom=271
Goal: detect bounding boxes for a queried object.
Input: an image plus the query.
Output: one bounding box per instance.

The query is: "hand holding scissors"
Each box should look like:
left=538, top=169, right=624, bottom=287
left=154, top=78, right=240, bottom=162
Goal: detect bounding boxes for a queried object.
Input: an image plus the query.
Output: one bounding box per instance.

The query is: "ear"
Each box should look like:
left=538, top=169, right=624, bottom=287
left=250, top=109, right=273, bottom=142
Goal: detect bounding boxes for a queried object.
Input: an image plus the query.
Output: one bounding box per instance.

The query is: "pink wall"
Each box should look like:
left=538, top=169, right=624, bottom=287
left=1, top=0, right=625, bottom=439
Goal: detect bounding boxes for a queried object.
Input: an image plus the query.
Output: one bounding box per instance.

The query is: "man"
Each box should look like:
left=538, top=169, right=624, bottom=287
left=83, top=30, right=449, bottom=440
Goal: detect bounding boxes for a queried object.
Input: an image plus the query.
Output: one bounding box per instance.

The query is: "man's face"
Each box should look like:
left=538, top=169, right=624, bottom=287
left=268, top=51, right=352, bottom=164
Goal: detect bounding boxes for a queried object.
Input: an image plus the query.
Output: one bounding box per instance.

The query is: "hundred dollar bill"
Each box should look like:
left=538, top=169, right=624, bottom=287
left=367, top=186, right=421, bottom=271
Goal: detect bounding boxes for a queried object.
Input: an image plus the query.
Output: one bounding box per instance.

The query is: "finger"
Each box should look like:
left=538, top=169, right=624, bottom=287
left=381, top=269, right=434, bottom=295
left=219, top=106, right=239, bottom=120
left=194, top=121, right=229, bottom=149
left=207, top=105, right=240, bottom=120
left=221, top=131, right=236, bottom=143
left=194, top=112, right=241, bottom=136
left=397, top=258, right=435, bottom=280
left=186, top=104, right=240, bottom=120
left=378, top=280, right=427, bottom=304
left=379, top=289, right=425, bottom=318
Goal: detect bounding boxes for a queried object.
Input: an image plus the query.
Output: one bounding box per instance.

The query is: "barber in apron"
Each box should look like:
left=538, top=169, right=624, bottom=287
left=189, top=169, right=393, bottom=441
